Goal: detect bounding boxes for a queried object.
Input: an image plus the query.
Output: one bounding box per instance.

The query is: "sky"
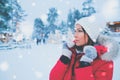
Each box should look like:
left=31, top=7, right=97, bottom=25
left=17, top=0, right=120, bottom=37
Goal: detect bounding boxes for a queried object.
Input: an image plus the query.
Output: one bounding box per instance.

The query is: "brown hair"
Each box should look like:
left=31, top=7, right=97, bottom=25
left=74, top=27, right=95, bottom=51
left=82, top=27, right=95, bottom=46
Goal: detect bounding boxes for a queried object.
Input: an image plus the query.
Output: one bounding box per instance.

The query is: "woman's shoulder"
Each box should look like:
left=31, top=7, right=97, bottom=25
left=94, top=44, right=118, bottom=61
left=94, top=34, right=119, bottom=61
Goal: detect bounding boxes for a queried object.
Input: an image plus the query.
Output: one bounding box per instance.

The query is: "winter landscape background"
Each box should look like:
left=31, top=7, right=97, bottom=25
left=0, top=0, right=120, bottom=80
left=0, top=42, right=120, bottom=80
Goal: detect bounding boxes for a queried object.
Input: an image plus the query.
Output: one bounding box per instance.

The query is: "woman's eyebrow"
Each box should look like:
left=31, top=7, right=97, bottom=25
left=76, top=28, right=82, bottom=30
left=75, top=27, right=82, bottom=29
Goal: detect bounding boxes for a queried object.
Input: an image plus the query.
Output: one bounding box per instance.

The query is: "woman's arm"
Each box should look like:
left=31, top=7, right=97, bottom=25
left=93, top=60, right=113, bottom=80
left=49, top=55, right=70, bottom=80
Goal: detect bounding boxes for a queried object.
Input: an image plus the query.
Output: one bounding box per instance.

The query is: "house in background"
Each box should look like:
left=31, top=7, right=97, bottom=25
left=106, top=21, right=120, bottom=44
left=107, top=21, right=120, bottom=32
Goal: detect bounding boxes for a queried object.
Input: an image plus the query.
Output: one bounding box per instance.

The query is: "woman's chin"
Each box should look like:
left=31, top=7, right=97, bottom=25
left=75, top=43, right=84, bottom=46
left=75, top=43, right=80, bottom=46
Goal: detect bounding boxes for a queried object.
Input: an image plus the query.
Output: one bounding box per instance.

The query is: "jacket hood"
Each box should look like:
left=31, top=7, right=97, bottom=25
left=97, top=34, right=119, bottom=61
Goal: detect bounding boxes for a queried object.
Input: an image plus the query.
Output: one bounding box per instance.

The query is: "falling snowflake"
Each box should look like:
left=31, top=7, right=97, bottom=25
left=17, top=0, right=20, bottom=3
left=48, top=64, right=51, bottom=68
left=5, top=3, right=9, bottom=7
left=32, top=68, right=43, bottom=79
left=13, top=74, right=17, bottom=80
left=0, top=61, right=9, bottom=71
left=68, top=22, right=71, bottom=25
left=34, top=71, right=43, bottom=78
left=32, top=2, right=36, bottom=6
left=57, top=10, right=62, bottom=15
left=12, top=9, right=16, bottom=13
left=18, top=55, right=23, bottom=59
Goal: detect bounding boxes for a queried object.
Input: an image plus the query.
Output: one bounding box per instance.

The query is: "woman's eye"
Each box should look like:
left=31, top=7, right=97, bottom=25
left=78, top=30, right=83, bottom=32
left=74, top=29, right=83, bottom=33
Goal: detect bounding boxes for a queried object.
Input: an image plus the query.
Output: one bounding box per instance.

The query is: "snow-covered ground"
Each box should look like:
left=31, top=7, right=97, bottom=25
left=0, top=43, right=62, bottom=80
left=0, top=42, right=120, bottom=80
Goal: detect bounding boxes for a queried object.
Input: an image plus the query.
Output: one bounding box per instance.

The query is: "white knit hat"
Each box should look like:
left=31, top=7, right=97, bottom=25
left=75, top=13, right=106, bottom=42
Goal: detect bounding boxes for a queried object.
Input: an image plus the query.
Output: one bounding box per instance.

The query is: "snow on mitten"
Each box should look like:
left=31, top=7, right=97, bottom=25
left=62, top=42, right=72, bottom=59
left=62, top=32, right=75, bottom=59
left=66, top=34, right=75, bottom=48
left=80, top=45, right=97, bottom=63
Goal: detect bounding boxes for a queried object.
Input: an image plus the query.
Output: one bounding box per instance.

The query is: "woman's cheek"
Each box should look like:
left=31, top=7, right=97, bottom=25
left=75, top=42, right=81, bottom=46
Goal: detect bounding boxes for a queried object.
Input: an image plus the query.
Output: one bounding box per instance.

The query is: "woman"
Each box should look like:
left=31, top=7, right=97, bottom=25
left=49, top=15, right=119, bottom=80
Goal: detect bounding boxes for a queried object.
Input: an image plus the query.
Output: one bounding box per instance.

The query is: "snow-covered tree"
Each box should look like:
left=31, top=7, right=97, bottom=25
left=47, top=7, right=58, bottom=25
left=11, top=0, right=27, bottom=32
left=47, top=7, right=58, bottom=33
left=66, top=0, right=96, bottom=30
left=67, top=9, right=74, bottom=30
left=0, top=0, right=26, bottom=32
left=58, top=21, right=67, bottom=34
left=0, top=0, right=13, bottom=31
left=82, top=0, right=96, bottom=17
left=67, top=9, right=81, bottom=30
left=32, top=18, right=44, bottom=40
left=73, top=9, right=81, bottom=21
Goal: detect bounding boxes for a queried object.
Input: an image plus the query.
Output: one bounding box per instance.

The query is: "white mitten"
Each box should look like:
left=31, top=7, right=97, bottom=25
left=66, top=40, right=75, bottom=48
left=80, top=45, right=97, bottom=63
left=66, top=33, right=75, bottom=48
left=62, top=41, right=74, bottom=59
left=62, top=32, right=75, bottom=59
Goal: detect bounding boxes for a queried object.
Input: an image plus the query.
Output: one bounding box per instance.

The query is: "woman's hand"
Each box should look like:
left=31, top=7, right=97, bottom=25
left=80, top=46, right=97, bottom=67
left=62, top=40, right=75, bottom=59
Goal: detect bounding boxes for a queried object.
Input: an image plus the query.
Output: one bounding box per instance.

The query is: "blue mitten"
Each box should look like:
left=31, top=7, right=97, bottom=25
left=62, top=41, right=75, bottom=59
left=80, top=45, right=97, bottom=63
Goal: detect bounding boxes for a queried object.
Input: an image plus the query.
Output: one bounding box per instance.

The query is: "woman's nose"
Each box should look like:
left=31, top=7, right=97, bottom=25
left=74, top=32, right=78, bottom=38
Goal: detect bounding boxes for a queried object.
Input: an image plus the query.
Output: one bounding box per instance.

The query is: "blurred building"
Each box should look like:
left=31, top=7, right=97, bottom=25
left=0, top=32, right=13, bottom=43
left=107, top=21, right=120, bottom=32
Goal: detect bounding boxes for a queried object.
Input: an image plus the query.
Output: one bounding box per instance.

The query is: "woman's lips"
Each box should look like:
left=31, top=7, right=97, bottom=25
left=74, top=40, right=79, bottom=43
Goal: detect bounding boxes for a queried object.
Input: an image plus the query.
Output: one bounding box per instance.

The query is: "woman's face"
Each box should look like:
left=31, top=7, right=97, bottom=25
left=74, top=24, right=88, bottom=46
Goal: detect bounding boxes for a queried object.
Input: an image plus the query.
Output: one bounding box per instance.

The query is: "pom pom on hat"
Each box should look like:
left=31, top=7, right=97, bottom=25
left=75, top=13, right=106, bottom=42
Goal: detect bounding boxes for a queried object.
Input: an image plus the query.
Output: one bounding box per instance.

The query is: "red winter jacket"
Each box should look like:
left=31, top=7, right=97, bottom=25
left=49, top=45, right=113, bottom=80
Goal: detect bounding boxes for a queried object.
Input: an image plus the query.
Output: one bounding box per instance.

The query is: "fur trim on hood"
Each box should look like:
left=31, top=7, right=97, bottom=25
left=97, top=34, right=119, bottom=61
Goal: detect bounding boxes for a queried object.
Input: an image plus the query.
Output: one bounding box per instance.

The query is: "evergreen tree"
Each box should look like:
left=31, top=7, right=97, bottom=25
left=82, top=0, right=96, bottom=17
left=32, top=18, right=44, bottom=40
left=67, top=9, right=81, bottom=30
left=0, top=0, right=13, bottom=31
left=0, top=0, right=26, bottom=32
left=59, top=21, right=67, bottom=34
left=67, top=9, right=74, bottom=30
left=66, top=0, right=96, bottom=30
left=73, top=9, right=81, bottom=21
left=11, top=0, right=27, bottom=32
left=47, top=7, right=58, bottom=33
